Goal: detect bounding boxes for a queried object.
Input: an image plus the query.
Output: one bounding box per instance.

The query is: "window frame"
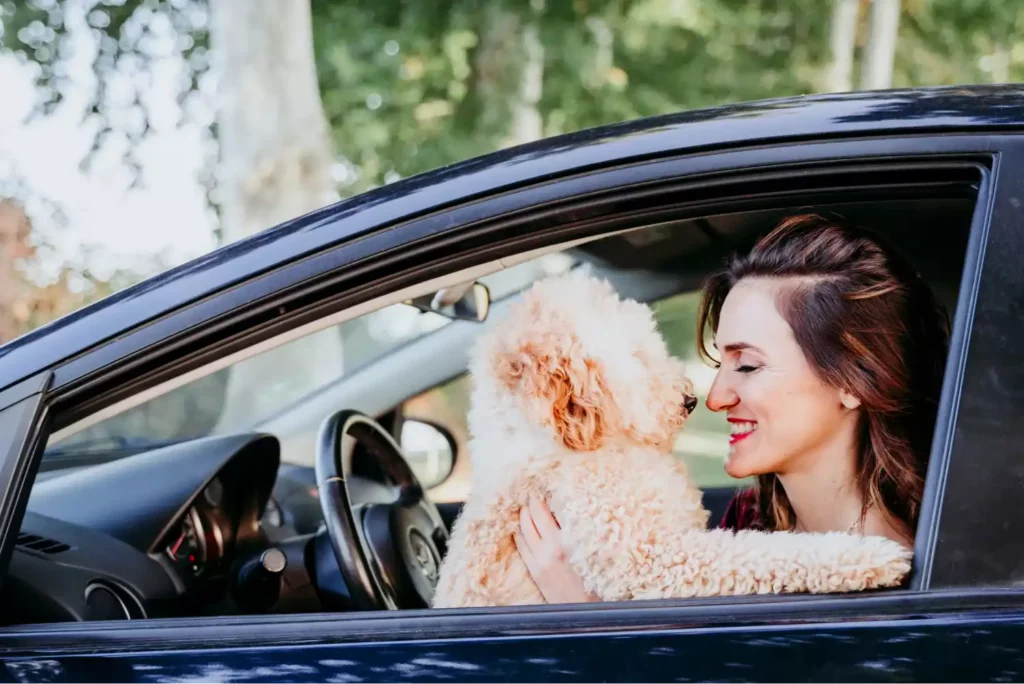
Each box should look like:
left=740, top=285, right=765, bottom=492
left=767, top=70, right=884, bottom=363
left=0, top=134, right=1009, bottom=656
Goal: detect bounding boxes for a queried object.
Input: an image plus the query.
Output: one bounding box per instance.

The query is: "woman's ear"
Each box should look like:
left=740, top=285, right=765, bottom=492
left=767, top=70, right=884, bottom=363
left=839, top=388, right=862, bottom=410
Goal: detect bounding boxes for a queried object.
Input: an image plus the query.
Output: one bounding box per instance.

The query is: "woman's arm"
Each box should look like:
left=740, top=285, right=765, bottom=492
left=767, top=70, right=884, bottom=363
left=514, top=496, right=597, bottom=604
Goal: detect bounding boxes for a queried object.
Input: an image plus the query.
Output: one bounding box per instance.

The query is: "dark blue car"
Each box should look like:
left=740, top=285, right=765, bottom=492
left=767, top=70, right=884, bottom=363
left=0, top=85, right=1022, bottom=682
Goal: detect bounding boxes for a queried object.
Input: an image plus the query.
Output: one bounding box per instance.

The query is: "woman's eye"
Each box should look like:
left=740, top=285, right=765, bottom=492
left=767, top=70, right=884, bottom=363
left=736, top=364, right=760, bottom=374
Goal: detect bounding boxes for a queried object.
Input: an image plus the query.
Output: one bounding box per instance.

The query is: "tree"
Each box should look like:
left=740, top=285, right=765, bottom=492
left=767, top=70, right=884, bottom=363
left=1, top=0, right=347, bottom=427
left=208, top=0, right=335, bottom=243
left=312, top=0, right=836, bottom=194
left=5, top=0, right=1022, bottom=342
left=896, top=0, right=1024, bottom=87
left=0, top=179, right=151, bottom=345
left=0, top=198, right=40, bottom=343
left=827, top=0, right=860, bottom=92
left=205, top=0, right=346, bottom=428
left=861, top=0, right=901, bottom=90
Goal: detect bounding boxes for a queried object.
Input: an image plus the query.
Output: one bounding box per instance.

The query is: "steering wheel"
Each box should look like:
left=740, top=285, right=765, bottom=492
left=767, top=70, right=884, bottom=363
left=314, top=409, right=448, bottom=610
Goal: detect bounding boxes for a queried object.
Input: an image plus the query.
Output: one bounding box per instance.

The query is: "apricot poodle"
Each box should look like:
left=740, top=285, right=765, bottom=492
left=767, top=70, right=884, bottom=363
left=432, top=271, right=912, bottom=608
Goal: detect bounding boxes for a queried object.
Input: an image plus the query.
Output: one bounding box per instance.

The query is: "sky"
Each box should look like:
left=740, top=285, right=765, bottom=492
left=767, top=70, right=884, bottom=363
left=0, top=13, right=217, bottom=282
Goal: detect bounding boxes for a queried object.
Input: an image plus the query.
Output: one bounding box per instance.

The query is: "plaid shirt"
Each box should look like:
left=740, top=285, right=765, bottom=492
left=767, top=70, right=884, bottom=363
left=719, top=488, right=766, bottom=531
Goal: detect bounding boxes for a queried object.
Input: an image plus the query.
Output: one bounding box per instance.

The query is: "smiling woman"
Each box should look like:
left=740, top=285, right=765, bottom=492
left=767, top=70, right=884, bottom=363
left=514, top=212, right=957, bottom=605
left=698, top=214, right=951, bottom=545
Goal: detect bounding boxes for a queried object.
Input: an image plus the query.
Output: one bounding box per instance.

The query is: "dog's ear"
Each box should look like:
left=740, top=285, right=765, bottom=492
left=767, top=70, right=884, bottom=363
left=549, top=355, right=608, bottom=451
left=495, top=340, right=610, bottom=452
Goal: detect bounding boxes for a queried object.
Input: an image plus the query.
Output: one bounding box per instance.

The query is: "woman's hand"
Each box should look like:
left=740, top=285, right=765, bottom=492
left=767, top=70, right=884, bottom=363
left=513, top=496, right=597, bottom=604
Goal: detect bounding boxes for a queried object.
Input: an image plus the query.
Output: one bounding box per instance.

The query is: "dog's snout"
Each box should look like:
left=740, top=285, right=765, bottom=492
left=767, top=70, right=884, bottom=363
left=682, top=393, right=698, bottom=414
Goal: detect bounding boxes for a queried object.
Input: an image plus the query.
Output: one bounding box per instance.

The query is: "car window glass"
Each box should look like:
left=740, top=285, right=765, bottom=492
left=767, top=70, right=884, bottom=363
left=42, top=254, right=576, bottom=469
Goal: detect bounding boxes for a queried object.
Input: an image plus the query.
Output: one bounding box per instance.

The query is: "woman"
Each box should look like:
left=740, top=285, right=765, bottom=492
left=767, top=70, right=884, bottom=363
left=513, top=213, right=951, bottom=604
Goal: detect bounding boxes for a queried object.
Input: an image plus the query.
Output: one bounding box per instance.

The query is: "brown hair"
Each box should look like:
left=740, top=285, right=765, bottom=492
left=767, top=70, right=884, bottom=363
left=697, top=214, right=950, bottom=536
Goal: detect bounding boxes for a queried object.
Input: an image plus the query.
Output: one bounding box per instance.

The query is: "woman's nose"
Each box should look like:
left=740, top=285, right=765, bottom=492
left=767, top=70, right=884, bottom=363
left=705, top=369, right=737, bottom=412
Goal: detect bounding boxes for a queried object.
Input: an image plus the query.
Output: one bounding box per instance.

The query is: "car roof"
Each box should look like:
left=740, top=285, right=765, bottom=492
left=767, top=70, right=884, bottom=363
left=2, top=84, right=1021, bottom=392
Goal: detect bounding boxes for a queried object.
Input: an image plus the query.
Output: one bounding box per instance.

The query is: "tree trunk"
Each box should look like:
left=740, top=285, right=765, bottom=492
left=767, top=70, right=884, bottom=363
left=210, top=0, right=335, bottom=241
left=860, top=0, right=901, bottom=90
left=827, top=0, right=859, bottom=92
left=209, top=0, right=345, bottom=431
left=989, top=46, right=1010, bottom=84
left=508, top=21, right=544, bottom=145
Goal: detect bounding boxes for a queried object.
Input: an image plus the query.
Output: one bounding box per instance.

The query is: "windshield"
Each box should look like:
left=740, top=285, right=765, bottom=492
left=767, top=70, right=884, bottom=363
left=43, top=253, right=576, bottom=466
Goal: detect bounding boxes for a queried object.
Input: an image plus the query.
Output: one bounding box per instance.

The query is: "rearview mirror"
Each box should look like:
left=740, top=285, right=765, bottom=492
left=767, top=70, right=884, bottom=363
left=399, top=419, right=456, bottom=489
left=408, top=281, right=490, bottom=322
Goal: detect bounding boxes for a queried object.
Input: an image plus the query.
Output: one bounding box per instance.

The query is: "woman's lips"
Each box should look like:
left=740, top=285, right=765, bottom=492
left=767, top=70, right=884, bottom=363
left=729, top=431, right=754, bottom=445
left=728, top=419, right=758, bottom=446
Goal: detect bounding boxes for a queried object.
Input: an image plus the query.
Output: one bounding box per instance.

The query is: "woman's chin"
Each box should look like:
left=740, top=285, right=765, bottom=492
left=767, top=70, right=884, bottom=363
left=724, top=444, right=762, bottom=479
left=724, top=451, right=748, bottom=479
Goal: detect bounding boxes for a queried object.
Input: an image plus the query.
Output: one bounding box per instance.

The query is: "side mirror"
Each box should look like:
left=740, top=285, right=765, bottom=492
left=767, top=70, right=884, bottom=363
left=399, top=419, right=456, bottom=489
left=408, top=282, right=490, bottom=323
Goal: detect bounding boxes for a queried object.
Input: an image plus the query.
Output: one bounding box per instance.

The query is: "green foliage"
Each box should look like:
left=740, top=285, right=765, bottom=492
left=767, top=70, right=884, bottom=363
left=3, top=0, right=1022, bottom=209
left=897, top=0, right=1024, bottom=86
left=310, top=0, right=835, bottom=194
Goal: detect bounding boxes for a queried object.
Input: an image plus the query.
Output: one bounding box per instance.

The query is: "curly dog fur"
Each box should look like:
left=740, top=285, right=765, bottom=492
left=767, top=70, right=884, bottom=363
left=432, top=271, right=912, bottom=608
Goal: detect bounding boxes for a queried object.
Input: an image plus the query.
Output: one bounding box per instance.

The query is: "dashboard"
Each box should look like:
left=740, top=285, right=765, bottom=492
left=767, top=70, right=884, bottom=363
left=0, top=429, right=462, bottom=625
left=163, top=477, right=227, bottom=579
left=3, top=433, right=287, bottom=624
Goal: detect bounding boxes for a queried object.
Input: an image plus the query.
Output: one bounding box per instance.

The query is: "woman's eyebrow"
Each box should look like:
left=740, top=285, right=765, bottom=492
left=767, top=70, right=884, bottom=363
left=721, top=342, right=765, bottom=354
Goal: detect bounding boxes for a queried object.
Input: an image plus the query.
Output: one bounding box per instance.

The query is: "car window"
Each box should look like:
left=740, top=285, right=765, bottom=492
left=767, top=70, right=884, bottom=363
left=400, top=290, right=741, bottom=496
left=42, top=254, right=577, bottom=469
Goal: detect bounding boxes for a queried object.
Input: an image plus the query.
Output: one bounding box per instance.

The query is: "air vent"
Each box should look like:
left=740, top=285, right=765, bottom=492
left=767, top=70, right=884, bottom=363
left=16, top=533, right=71, bottom=555
left=84, top=581, right=146, bottom=620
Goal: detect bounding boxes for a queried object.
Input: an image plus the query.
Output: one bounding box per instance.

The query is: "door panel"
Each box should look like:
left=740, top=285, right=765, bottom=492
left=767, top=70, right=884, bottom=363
left=2, top=609, right=1022, bottom=682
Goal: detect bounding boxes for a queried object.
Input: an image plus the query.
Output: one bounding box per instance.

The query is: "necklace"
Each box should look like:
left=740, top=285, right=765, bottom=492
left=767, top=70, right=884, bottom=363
left=848, top=502, right=870, bottom=534
left=794, top=502, right=871, bottom=534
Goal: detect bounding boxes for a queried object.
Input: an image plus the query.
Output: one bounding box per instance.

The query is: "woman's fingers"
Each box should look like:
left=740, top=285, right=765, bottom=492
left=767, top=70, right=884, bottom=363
left=513, top=497, right=596, bottom=604
left=513, top=532, right=537, bottom=569
left=518, top=504, right=542, bottom=549
left=528, top=496, right=561, bottom=537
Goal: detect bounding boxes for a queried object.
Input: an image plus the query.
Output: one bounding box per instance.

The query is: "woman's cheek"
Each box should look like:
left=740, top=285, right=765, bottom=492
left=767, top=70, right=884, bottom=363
left=728, top=382, right=779, bottom=478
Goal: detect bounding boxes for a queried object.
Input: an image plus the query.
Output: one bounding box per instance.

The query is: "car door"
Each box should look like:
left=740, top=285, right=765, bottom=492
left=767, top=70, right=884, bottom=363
left=1, top=115, right=1024, bottom=681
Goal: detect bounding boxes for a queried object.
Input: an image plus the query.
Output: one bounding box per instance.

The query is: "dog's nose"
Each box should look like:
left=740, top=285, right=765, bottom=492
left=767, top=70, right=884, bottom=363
left=683, top=393, right=698, bottom=414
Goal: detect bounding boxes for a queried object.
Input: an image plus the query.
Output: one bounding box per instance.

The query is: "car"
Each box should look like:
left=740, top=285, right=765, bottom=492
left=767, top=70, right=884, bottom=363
left=0, top=84, right=1022, bottom=682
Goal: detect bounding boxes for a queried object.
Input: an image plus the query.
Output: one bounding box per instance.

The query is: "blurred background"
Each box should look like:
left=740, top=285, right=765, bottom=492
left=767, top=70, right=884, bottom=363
left=0, top=0, right=1020, bottom=342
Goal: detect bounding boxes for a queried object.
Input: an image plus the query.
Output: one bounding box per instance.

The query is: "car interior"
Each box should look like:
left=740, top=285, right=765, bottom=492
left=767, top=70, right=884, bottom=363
left=1, top=184, right=977, bottom=624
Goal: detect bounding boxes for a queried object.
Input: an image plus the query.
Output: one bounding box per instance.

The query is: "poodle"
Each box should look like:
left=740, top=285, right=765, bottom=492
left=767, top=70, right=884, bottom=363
left=432, top=270, right=912, bottom=608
